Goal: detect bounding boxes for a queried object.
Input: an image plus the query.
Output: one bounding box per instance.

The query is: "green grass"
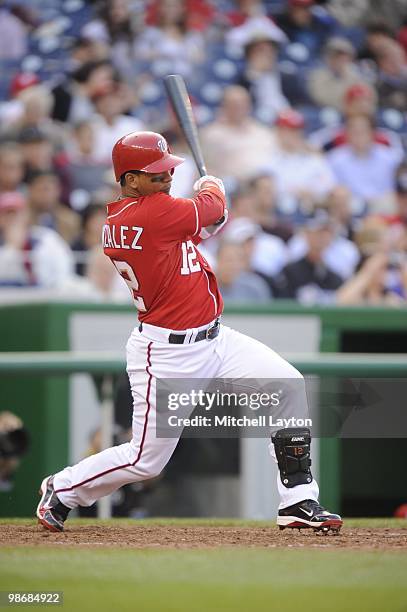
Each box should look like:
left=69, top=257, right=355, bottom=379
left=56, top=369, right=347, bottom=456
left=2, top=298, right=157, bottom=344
left=0, top=519, right=406, bottom=612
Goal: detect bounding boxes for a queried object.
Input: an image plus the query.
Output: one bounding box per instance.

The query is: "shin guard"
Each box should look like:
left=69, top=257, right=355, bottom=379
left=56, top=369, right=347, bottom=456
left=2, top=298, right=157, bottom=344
left=272, top=428, right=313, bottom=488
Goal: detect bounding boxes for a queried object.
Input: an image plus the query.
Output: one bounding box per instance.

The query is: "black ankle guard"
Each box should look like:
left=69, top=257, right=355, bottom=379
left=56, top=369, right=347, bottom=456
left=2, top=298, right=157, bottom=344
left=272, top=428, right=313, bottom=488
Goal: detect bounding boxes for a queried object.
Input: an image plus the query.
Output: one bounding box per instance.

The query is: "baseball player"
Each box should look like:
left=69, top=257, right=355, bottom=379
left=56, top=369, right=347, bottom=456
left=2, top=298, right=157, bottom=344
left=36, top=131, right=342, bottom=533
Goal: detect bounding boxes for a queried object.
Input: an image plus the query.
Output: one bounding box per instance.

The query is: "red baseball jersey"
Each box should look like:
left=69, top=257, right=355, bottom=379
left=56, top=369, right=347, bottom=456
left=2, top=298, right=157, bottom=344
left=103, top=186, right=226, bottom=330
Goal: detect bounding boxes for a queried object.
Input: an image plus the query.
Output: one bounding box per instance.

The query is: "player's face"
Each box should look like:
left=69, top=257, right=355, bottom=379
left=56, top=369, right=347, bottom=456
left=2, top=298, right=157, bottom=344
left=126, top=170, right=173, bottom=196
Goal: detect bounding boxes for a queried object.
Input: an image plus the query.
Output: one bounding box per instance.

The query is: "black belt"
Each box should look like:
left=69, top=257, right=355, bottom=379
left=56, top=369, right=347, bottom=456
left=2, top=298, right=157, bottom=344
left=139, top=319, right=220, bottom=344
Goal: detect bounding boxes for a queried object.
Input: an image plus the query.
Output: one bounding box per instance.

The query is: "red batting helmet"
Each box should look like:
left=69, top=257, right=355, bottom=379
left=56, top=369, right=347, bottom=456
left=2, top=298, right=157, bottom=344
left=112, top=131, right=185, bottom=181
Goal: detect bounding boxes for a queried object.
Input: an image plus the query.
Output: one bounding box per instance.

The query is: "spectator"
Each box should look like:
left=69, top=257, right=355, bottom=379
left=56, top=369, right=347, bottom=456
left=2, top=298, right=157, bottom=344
left=358, top=19, right=395, bottom=62
left=236, top=23, right=290, bottom=123
left=85, top=245, right=130, bottom=302
left=249, top=174, right=293, bottom=242
left=67, top=37, right=110, bottom=72
left=222, top=217, right=287, bottom=280
left=82, top=0, right=137, bottom=43
left=14, top=126, right=70, bottom=203
left=359, top=4, right=406, bottom=32
left=353, top=215, right=389, bottom=258
left=392, top=162, right=407, bottom=227
left=82, top=0, right=140, bottom=76
left=18, top=127, right=54, bottom=176
left=134, top=0, right=205, bottom=77
left=201, top=85, right=276, bottom=183
left=325, top=185, right=364, bottom=240
left=215, top=241, right=271, bottom=302
left=0, top=145, right=24, bottom=194
left=399, top=19, right=407, bottom=56
left=275, top=0, right=338, bottom=61
left=327, top=0, right=368, bottom=28
left=341, top=82, right=378, bottom=117
left=91, top=168, right=121, bottom=208
left=222, top=0, right=268, bottom=28
left=26, top=170, right=80, bottom=244
left=378, top=161, right=407, bottom=229
left=51, top=60, right=115, bottom=123
left=226, top=14, right=286, bottom=52
left=9, top=73, right=40, bottom=99
left=373, top=39, right=407, bottom=111
left=262, top=110, right=336, bottom=211
left=288, top=204, right=360, bottom=279
left=309, top=83, right=403, bottom=156
left=91, top=87, right=144, bottom=163
left=274, top=209, right=344, bottom=303
left=0, top=72, right=39, bottom=126
left=17, top=127, right=71, bottom=202
left=336, top=251, right=407, bottom=304
left=229, top=183, right=256, bottom=220
left=145, top=0, right=215, bottom=32
left=65, top=121, right=110, bottom=202
left=327, top=114, right=403, bottom=211
left=0, top=4, right=28, bottom=60
left=307, top=37, right=366, bottom=111
left=0, top=191, right=73, bottom=288
left=71, top=204, right=107, bottom=276
left=1, top=85, right=64, bottom=147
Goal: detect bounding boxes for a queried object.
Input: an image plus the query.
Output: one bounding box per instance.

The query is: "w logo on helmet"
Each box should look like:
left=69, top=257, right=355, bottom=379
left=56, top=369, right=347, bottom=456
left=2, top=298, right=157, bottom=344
left=157, top=139, right=168, bottom=153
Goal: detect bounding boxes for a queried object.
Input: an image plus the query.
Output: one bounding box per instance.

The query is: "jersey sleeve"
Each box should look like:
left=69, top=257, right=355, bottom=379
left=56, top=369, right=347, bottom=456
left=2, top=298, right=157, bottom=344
left=194, top=186, right=226, bottom=229
left=150, top=188, right=226, bottom=244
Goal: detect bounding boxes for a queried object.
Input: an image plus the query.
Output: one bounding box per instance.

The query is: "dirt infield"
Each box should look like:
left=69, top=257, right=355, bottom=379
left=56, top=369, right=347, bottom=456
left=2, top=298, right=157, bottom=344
left=1, top=523, right=407, bottom=550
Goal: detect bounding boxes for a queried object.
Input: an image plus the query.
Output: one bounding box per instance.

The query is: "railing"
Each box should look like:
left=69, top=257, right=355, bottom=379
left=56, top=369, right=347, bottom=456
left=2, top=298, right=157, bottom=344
left=1, top=351, right=406, bottom=375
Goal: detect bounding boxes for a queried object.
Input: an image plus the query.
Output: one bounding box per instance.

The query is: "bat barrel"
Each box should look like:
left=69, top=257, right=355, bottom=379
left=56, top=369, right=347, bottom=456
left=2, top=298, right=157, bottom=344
left=164, top=74, right=208, bottom=178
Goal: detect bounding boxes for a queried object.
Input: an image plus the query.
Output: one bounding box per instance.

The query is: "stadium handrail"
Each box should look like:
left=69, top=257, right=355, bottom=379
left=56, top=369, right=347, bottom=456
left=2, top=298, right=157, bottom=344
left=0, top=351, right=406, bottom=376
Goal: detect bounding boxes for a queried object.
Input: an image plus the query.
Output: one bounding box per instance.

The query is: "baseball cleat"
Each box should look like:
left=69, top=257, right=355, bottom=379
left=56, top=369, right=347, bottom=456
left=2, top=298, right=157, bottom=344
left=36, top=475, right=71, bottom=532
left=277, top=499, right=343, bottom=534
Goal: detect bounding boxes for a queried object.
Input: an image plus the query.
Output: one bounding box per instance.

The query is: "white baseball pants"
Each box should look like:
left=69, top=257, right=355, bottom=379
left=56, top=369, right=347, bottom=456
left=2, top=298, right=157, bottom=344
left=53, top=323, right=319, bottom=510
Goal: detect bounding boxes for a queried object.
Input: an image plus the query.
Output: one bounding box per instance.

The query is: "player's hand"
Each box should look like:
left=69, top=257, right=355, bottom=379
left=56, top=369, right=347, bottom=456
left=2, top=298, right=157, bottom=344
left=193, top=175, right=225, bottom=195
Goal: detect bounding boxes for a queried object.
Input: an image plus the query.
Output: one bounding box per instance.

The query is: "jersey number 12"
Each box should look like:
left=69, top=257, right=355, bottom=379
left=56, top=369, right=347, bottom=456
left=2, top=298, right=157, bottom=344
left=180, top=240, right=201, bottom=275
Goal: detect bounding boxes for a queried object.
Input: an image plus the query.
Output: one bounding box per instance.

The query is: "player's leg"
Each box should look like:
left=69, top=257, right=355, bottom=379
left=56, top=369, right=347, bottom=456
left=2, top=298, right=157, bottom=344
left=37, top=326, right=221, bottom=531
left=38, top=335, right=180, bottom=529
left=216, top=325, right=342, bottom=532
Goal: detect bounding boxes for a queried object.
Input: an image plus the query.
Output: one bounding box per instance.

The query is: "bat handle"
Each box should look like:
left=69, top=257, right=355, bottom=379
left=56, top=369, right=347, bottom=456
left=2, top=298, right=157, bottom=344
left=199, top=167, right=207, bottom=177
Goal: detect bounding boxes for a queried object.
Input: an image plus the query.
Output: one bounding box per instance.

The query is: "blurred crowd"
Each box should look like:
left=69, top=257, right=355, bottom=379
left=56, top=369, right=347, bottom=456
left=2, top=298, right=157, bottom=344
left=0, top=0, right=407, bottom=306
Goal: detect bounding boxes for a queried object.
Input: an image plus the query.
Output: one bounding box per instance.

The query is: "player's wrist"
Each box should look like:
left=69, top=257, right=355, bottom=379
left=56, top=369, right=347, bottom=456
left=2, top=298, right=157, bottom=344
left=193, top=175, right=225, bottom=195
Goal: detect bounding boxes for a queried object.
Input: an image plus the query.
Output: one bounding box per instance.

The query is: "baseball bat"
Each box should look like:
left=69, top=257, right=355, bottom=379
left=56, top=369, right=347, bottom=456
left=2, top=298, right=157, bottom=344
left=163, top=74, right=207, bottom=177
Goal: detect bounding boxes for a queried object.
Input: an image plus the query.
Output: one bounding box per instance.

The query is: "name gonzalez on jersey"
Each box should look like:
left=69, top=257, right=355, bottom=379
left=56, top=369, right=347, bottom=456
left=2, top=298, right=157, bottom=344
left=102, top=224, right=143, bottom=250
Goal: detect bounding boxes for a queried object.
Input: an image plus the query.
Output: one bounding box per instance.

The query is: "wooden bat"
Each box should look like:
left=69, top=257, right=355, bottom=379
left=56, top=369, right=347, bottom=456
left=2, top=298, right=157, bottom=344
left=163, top=74, right=207, bottom=177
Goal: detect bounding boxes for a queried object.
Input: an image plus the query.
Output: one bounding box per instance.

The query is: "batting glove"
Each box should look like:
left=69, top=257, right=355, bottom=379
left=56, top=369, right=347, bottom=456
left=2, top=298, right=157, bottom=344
left=193, top=175, right=225, bottom=195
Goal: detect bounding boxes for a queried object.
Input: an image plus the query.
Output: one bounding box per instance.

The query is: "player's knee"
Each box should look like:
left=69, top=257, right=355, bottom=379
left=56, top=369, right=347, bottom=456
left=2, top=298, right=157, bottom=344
left=130, top=452, right=169, bottom=481
left=127, top=462, right=163, bottom=482
left=265, top=352, right=304, bottom=380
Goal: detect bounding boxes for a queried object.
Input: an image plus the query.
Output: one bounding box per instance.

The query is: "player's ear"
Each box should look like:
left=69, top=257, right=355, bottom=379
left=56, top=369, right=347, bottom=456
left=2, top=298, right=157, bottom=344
left=125, top=172, right=140, bottom=189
